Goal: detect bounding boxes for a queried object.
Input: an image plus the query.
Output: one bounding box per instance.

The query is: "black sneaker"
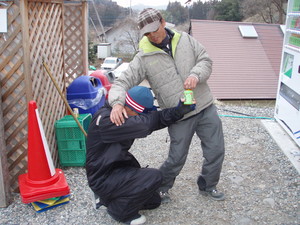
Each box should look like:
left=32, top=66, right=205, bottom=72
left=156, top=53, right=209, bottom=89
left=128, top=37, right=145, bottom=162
left=159, top=191, right=171, bottom=203
left=90, top=189, right=104, bottom=209
left=200, top=189, right=225, bottom=201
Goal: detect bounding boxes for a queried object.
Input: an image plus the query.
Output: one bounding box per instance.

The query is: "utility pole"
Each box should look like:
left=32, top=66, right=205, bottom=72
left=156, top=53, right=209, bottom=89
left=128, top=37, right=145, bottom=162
left=130, top=0, right=132, bottom=17
left=185, top=0, right=192, bottom=21
left=89, top=17, right=102, bottom=43
left=185, top=0, right=192, bottom=34
left=92, top=0, right=107, bottom=42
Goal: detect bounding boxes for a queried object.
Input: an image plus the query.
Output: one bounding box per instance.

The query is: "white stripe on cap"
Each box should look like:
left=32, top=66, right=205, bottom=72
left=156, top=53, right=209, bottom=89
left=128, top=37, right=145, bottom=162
left=126, top=93, right=144, bottom=113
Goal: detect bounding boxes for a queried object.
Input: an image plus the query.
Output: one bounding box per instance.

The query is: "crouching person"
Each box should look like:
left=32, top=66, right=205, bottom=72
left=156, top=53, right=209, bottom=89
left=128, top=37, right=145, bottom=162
left=86, top=86, right=195, bottom=225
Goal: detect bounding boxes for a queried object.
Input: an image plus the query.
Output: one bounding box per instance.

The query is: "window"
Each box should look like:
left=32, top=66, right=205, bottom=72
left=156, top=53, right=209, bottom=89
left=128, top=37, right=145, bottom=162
left=238, top=25, right=258, bottom=38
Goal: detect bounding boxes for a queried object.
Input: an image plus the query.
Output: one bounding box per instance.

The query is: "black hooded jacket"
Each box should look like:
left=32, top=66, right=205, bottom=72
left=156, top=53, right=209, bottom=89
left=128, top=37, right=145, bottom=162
left=86, top=102, right=186, bottom=193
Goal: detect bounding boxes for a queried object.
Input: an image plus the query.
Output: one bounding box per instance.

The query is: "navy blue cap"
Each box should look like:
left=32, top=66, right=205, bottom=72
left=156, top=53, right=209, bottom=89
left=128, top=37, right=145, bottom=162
left=125, top=86, right=155, bottom=114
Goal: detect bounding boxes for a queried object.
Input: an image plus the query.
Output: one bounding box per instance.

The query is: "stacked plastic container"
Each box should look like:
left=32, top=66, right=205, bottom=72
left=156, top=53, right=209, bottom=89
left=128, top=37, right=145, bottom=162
left=55, top=114, right=92, bottom=166
left=67, top=76, right=106, bottom=115
left=90, top=70, right=112, bottom=99
left=55, top=75, right=108, bottom=167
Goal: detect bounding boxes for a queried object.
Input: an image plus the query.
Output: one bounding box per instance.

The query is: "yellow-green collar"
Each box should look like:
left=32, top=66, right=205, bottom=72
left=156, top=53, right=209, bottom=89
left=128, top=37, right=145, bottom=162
left=139, top=30, right=181, bottom=56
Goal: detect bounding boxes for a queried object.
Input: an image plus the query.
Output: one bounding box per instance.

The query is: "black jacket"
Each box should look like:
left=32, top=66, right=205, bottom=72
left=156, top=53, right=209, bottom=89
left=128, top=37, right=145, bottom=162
left=86, top=102, right=185, bottom=193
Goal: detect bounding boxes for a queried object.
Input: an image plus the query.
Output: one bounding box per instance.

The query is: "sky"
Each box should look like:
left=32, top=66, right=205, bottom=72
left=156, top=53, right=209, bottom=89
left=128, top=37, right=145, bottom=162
left=114, top=0, right=194, bottom=8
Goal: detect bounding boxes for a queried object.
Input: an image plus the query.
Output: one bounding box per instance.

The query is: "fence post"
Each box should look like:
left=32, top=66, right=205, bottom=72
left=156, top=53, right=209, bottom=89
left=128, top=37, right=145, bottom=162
left=82, top=0, right=89, bottom=75
left=0, top=98, right=11, bottom=207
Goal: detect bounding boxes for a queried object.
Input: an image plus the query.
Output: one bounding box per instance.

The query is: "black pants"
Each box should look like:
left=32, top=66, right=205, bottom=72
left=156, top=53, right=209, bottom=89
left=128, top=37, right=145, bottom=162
left=98, top=167, right=162, bottom=223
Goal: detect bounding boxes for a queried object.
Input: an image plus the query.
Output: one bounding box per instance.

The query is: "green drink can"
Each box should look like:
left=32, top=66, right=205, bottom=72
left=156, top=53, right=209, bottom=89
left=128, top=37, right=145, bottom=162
left=184, top=89, right=194, bottom=105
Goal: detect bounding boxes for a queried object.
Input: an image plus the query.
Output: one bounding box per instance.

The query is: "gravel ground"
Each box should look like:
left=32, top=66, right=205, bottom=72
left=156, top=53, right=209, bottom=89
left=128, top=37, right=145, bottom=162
left=1, top=101, right=299, bottom=225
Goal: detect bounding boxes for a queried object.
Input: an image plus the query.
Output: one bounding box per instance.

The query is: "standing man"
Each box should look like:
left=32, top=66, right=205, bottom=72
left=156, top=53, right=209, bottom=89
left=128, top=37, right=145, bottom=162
left=109, top=8, right=225, bottom=202
left=86, top=86, right=195, bottom=224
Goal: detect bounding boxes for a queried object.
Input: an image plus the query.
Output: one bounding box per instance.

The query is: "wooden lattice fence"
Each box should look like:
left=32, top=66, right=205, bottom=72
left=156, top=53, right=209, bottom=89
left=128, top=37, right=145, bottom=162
left=64, top=1, right=88, bottom=84
left=0, top=0, right=88, bottom=206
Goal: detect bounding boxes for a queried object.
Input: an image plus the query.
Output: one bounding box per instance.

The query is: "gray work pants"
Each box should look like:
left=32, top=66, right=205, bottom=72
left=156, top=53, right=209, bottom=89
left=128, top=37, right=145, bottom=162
left=159, top=104, right=225, bottom=192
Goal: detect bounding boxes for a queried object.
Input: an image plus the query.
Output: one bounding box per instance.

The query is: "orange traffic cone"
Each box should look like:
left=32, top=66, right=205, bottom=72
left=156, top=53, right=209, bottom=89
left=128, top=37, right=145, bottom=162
left=18, top=101, right=70, bottom=203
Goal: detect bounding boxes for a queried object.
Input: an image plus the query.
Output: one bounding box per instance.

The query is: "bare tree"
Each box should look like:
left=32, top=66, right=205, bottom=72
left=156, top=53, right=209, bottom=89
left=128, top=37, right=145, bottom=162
left=122, top=23, right=140, bottom=54
left=272, top=0, right=287, bottom=24
left=241, top=0, right=287, bottom=24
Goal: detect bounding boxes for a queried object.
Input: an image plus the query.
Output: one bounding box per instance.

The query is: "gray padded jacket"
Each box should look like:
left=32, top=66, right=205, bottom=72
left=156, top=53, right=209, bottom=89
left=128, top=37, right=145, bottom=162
left=108, top=29, right=214, bottom=119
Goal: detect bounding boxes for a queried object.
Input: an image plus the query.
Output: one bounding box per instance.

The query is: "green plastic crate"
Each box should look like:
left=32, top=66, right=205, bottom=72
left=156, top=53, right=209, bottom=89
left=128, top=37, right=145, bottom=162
left=55, top=114, right=92, bottom=166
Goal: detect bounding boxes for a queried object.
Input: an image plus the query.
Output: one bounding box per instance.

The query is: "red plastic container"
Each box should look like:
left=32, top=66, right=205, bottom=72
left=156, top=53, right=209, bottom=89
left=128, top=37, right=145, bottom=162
left=90, top=70, right=112, bottom=99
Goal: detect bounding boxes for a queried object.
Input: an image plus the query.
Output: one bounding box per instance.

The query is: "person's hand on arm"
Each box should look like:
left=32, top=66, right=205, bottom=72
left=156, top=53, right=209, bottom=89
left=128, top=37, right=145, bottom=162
left=154, top=98, right=196, bottom=130
left=110, top=104, right=128, bottom=126
left=184, top=75, right=199, bottom=90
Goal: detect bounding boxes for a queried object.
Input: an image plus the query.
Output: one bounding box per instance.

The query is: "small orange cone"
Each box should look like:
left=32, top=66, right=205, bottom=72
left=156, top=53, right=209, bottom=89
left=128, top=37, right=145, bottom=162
left=18, top=101, right=70, bottom=203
